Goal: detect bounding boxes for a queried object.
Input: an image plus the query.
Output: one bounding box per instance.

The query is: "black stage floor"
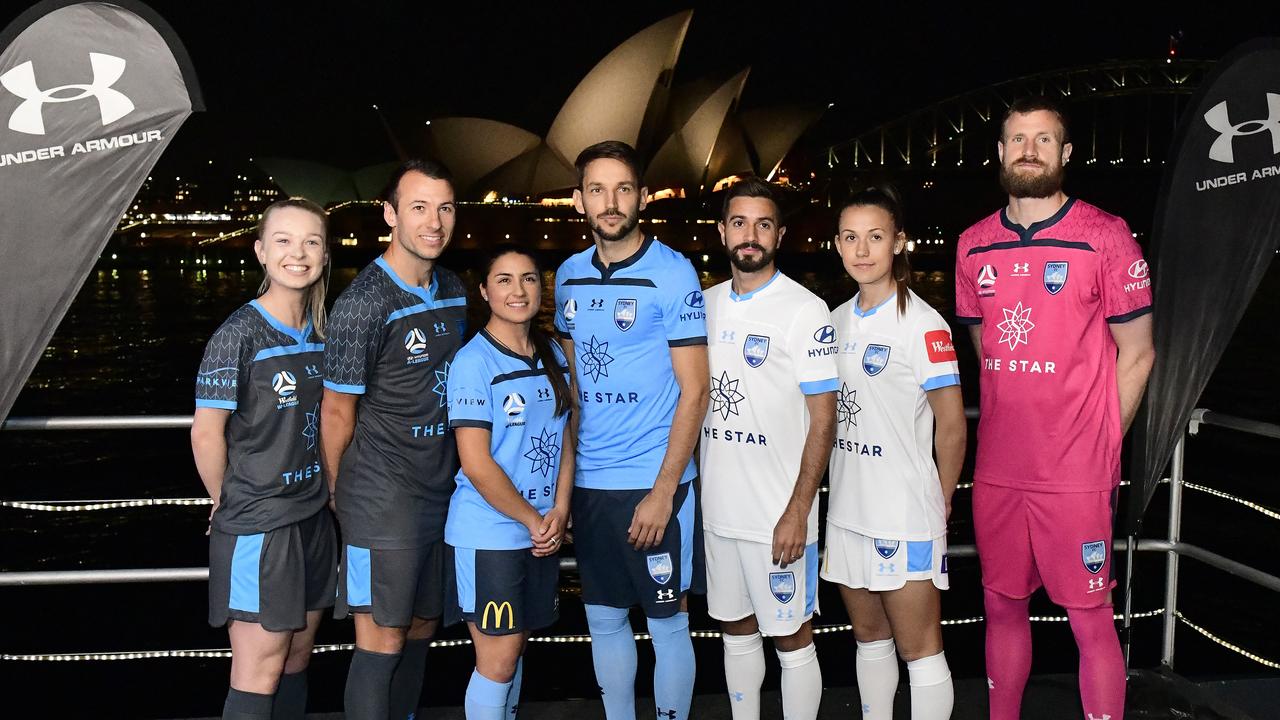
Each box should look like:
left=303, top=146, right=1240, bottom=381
left=189, top=669, right=1275, bottom=719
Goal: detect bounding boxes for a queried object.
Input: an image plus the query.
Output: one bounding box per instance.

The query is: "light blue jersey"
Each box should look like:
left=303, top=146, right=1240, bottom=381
left=445, top=331, right=570, bottom=550
left=554, top=237, right=707, bottom=490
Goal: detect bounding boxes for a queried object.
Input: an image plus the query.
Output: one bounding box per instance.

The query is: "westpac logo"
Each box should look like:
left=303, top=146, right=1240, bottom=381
left=1205, top=93, right=1280, bottom=163
left=480, top=601, right=514, bottom=630
left=1, top=53, right=134, bottom=136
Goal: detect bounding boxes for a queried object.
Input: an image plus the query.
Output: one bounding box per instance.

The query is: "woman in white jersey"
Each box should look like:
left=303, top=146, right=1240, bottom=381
left=822, top=186, right=967, bottom=720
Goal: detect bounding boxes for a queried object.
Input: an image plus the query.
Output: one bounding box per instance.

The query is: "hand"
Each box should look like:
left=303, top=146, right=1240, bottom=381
left=771, top=509, right=807, bottom=568
left=628, top=490, right=673, bottom=550
left=531, top=507, right=568, bottom=557
left=205, top=502, right=219, bottom=536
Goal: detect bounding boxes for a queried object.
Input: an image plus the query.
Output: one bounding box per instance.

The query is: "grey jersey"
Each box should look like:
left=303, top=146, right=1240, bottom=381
left=324, top=257, right=466, bottom=549
left=195, top=301, right=327, bottom=534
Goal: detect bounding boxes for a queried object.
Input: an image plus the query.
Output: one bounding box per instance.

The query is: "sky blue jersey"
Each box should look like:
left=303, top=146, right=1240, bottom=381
left=554, top=237, right=707, bottom=490
left=445, top=331, right=570, bottom=549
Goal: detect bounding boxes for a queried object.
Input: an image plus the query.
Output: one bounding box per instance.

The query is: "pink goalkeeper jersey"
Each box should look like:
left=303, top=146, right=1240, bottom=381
left=955, top=198, right=1152, bottom=492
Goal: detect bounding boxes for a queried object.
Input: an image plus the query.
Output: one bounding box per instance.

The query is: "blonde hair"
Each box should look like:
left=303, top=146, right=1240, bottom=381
left=255, top=197, right=331, bottom=338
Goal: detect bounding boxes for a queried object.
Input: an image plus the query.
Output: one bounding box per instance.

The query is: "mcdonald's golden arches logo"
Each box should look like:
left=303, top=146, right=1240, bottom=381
left=481, top=600, right=514, bottom=630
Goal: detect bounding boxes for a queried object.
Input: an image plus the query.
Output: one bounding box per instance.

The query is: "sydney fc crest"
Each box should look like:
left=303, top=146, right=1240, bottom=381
left=862, top=344, right=891, bottom=376
left=647, top=552, right=673, bottom=585
left=614, top=298, right=637, bottom=331
left=1082, top=541, right=1106, bottom=574
left=743, top=334, right=770, bottom=368
left=874, top=538, right=900, bottom=559
left=1043, top=262, right=1069, bottom=295
left=769, top=571, right=796, bottom=603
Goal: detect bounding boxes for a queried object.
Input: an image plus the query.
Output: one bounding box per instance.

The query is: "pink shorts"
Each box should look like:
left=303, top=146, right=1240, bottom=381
left=973, top=482, right=1116, bottom=608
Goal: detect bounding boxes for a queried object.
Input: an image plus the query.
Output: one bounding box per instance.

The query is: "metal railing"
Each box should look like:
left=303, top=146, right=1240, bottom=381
left=3, top=408, right=1279, bottom=670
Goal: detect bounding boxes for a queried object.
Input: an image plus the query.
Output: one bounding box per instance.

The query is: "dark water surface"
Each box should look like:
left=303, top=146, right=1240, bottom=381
left=3, top=253, right=1277, bottom=718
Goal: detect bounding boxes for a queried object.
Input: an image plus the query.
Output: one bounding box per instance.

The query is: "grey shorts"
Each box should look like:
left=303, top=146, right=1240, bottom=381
left=336, top=539, right=451, bottom=628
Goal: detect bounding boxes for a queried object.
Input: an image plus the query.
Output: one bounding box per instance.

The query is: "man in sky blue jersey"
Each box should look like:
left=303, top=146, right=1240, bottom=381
left=554, top=140, right=710, bottom=720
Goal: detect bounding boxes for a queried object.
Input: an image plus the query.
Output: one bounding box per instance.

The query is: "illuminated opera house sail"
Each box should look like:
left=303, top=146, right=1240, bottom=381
left=261, top=10, right=821, bottom=204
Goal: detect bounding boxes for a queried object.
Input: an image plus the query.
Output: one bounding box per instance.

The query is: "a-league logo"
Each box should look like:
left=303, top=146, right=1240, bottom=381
left=1204, top=92, right=1280, bottom=164
left=1, top=53, right=135, bottom=135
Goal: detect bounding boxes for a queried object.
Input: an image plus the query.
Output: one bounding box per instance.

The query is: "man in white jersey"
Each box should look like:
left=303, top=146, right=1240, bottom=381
left=701, top=177, right=837, bottom=720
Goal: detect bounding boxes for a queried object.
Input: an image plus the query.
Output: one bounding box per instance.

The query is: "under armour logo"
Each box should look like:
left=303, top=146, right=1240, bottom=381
left=1012, top=262, right=1030, bottom=274
left=1205, top=93, right=1280, bottom=163
left=720, top=330, right=735, bottom=343
left=1, top=53, right=134, bottom=136
left=862, top=704, right=871, bottom=715
left=433, top=321, right=448, bottom=335
left=657, top=589, right=675, bottom=601
left=1089, top=577, right=1106, bottom=592
left=305, top=364, right=321, bottom=378
left=878, top=562, right=895, bottom=574
left=657, top=709, right=677, bottom=719
left=537, top=387, right=551, bottom=401
left=1087, top=714, right=1111, bottom=720
left=731, top=692, right=745, bottom=702
left=988, top=678, right=995, bottom=689
left=590, top=298, right=605, bottom=309
left=775, top=607, right=794, bottom=621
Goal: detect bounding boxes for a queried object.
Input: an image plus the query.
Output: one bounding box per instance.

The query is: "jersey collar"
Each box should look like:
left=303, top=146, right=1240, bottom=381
left=729, top=269, right=781, bottom=302
left=999, top=197, right=1076, bottom=243
left=248, top=299, right=313, bottom=343
left=480, top=329, right=540, bottom=371
left=851, top=292, right=896, bottom=318
left=374, top=256, right=438, bottom=303
left=590, top=235, right=654, bottom=279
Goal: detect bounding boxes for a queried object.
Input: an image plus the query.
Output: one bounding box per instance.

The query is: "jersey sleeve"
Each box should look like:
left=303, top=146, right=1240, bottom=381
left=662, top=258, right=708, bottom=347
left=911, top=312, right=961, bottom=391
left=323, top=292, right=381, bottom=394
left=447, top=352, right=494, bottom=429
left=954, top=237, right=982, bottom=324
left=1100, top=218, right=1153, bottom=323
left=194, top=322, right=246, bottom=410
left=788, top=298, right=839, bottom=395
left=553, top=271, right=570, bottom=339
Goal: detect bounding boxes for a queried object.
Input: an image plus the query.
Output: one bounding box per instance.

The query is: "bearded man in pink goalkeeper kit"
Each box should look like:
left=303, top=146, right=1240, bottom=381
left=954, top=95, right=1155, bottom=720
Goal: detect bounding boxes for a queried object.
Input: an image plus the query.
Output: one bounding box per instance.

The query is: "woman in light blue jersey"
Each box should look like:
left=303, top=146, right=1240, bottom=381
left=445, top=244, right=575, bottom=719
left=191, top=198, right=336, bottom=720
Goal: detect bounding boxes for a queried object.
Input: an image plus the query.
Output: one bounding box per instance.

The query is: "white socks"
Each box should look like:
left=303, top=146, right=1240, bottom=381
left=856, top=639, right=898, bottom=720
left=777, top=643, right=822, bottom=720
left=722, top=632, right=765, bottom=719
left=906, top=651, right=953, bottom=720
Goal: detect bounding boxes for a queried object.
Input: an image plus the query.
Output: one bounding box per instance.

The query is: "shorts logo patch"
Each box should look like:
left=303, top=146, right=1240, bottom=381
left=647, top=552, right=673, bottom=585
left=874, top=538, right=899, bottom=559
left=1043, top=261, right=1069, bottom=295
left=481, top=600, right=514, bottom=630
left=862, top=344, right=891, bottom=376
left=1082, top=540, right=1106, bottom=574
left=656, top=588, right=676, bottom=603
left=941, top=554, right=949, bottom=574
left=924, top=330, right=956, bottom=363
left=743, top=334, right=770, bottom=368
left=769, top=571, right=796, bottom=603
left=614, top=298, right=637, bottom=331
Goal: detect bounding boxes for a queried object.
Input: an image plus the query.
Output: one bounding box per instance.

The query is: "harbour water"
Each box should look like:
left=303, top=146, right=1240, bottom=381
left=2, top=251, right=1277, bottom=718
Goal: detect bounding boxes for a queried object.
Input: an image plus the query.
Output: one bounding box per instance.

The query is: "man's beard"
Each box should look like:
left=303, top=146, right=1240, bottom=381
left=728, top=242, right=776, bottom=273
left=999, top=159, right=1065, bottom=198
left=587, top=208, right=640, bottom=242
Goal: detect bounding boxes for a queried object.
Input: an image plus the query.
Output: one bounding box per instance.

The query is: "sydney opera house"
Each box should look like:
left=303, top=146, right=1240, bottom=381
left=258, top=11, right=820, bottom=205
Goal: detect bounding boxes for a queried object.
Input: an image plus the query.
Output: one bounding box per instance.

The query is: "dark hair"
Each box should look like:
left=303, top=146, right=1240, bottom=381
left=837, top=184, right=911, bottom=317
left=1001, top=95, right=1071, bottom=144
left=382, top=158, right=455, bottom=210
left=481, top=244, right=572, bottom=417
left=721, top=177, right=783, bottom=223
left=574, top=140, right=644, bottom=190
left=255, top=197, right=331, bottom=337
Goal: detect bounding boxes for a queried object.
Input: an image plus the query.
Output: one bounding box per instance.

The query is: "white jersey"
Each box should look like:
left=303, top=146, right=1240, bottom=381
left=827, top=289, right=961, bottom=541
left=700, top=271, right=839, bottom=545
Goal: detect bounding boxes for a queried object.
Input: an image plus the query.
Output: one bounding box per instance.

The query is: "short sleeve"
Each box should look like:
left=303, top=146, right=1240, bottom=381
left=661, top=258, right=708, bottom=347
left=787, top=299, right=840, bottom=395
left=911, top=312, right=961, bottom=391
left=553, top=271, right=571, bottom=338
left=954, top=239, right=982, bottom=324
left=195, top=323, right=246, bottom=410
left=323, top=293, right=382, bottom=394
left=447, top=353, right=495, bottom=429
left=1100, top=218, right=1153, bottom=323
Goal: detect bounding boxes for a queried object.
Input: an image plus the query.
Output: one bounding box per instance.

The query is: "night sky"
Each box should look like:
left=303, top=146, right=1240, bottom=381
left=3, top=2, right=1278, bottom=170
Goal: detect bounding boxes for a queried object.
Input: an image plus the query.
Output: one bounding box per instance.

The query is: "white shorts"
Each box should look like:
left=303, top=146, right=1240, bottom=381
left=704, top=530, right=819, bottom=636
left=821, top=525, right=949, bottom=592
